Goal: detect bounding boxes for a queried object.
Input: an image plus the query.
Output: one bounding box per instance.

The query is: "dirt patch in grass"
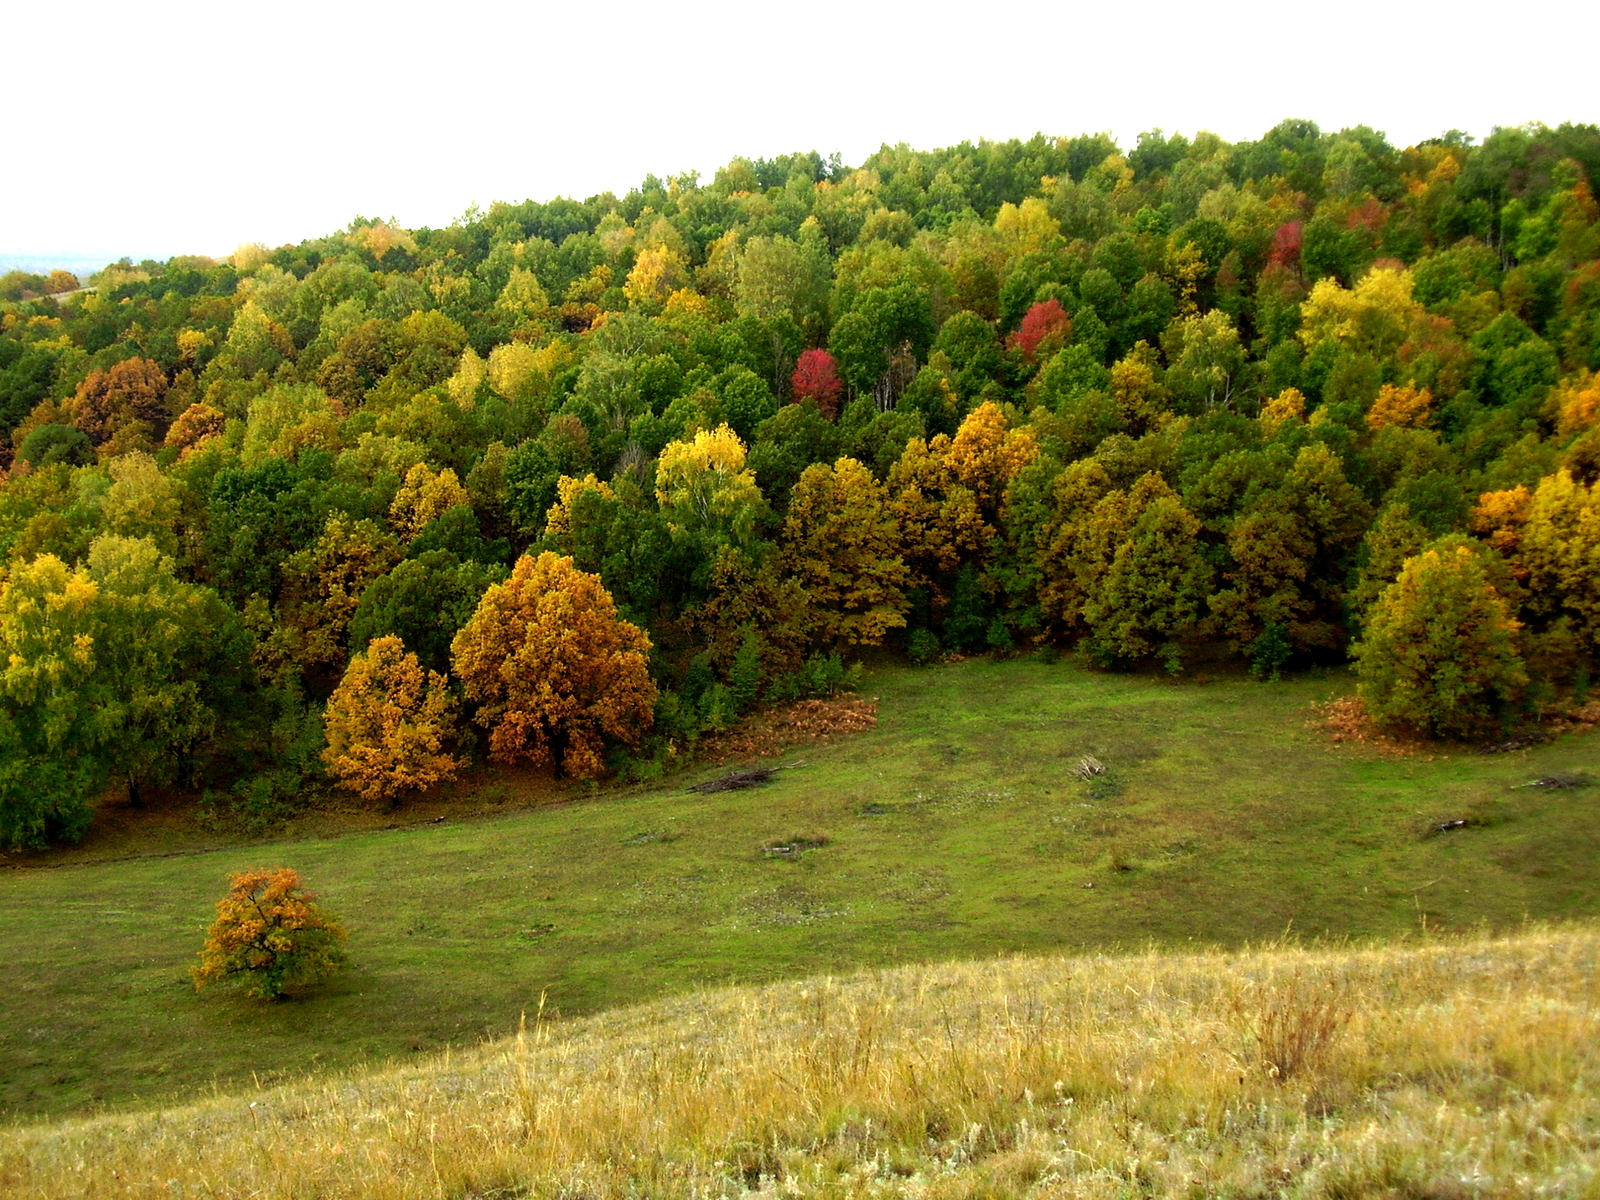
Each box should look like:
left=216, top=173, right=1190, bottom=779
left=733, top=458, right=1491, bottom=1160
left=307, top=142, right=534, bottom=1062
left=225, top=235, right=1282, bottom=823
left=699, top=698, right=879, bottom=763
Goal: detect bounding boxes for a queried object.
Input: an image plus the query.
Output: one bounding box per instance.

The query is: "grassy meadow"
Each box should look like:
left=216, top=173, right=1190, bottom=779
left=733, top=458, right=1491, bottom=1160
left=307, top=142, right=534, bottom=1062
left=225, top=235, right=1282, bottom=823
left=6, top=927, right=1598, bottom=1198
left=1, top=657, right=1597, bottom=1125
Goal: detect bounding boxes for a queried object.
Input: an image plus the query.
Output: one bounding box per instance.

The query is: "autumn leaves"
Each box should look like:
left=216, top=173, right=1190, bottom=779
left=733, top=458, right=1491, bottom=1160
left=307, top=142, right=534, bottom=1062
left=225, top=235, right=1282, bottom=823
left=324, top=552, right=658, bottom=798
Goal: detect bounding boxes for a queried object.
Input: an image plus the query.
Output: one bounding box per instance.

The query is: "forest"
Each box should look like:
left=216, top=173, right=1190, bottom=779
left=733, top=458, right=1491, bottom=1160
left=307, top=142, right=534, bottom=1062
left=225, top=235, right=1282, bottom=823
left=2, top=117, right=1599, bottom=850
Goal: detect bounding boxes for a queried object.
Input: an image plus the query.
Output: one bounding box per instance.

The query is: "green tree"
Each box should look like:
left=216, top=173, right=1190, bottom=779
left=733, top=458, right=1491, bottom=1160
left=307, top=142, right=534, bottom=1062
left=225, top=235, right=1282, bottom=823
left=781, top=457, right=909, bottom=646
left=349, top=550, right=508, bottom=676
left=0, top=536, right=244, bottom=845
left=1081, top=478, right=1209, bottom=670
left=1355, top=539, right=1526, bottom=738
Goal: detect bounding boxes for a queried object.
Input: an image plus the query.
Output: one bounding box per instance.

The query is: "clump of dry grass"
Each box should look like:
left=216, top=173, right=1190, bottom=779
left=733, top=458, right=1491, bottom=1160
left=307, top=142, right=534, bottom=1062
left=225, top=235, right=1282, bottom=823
left=3, top=927, right=1598, bottom=1198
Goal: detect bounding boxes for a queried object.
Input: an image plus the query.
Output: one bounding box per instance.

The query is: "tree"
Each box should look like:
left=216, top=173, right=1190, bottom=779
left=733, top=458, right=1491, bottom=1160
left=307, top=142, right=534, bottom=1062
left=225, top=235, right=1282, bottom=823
left=944, top=401, right=1039, bottom=519
left=1355, top=539, right=1526, bottom=738
left=781, top=457, right=909, bottom=645
left=1081, top=478, right=1209, bottom=670
left=1012, top=298, right=1072, bottom=362
left=735, top=235, right=829, bottom=330
left=255, top=515, right=402, bottom=686
left=1211, top=443, right=1371, bottom=656
left=70, top=357, right=168, bottom=444
left=323, top=636, right=458, bottom=802
left=164, top=402, right=226, bottom=456
left=191, top=868, right=347, bottom=1000
left=655, top=424, right=766, bottom=549
left=790, top=349, right=843, bottom=419
left=624, top=246, right=689, bottom=312
left=389, top=462, right=470, bottom=539
left=0, top=537, right=246, bottom=844
left=1517, top=469, right=1600, bottom=654
left=350, top=550, right=507, bottom=676
left=1366, top=382, right=1434, bottom=431
left=451, top=552, right=656, bottom=778
left=16, top=423, right=94, bottom=468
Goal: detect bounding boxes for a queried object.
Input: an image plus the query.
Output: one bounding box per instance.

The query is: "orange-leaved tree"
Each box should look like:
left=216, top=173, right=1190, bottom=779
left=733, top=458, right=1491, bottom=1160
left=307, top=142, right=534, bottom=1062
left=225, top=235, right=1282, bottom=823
left=191, top=868, right=347, bottom=1000
left=323, top=635, right=458, bottom=802
left=450, top=552, right=656, bottom=778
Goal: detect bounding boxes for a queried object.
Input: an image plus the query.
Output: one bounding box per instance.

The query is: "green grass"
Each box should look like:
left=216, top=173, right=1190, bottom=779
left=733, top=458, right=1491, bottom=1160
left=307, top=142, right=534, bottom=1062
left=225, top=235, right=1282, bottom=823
left=3, top=658, right=1597, bottom=1121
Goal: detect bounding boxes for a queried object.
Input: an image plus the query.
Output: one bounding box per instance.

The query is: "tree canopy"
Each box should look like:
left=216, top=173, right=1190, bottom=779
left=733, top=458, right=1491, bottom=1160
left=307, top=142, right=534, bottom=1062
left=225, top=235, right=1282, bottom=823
left=7, top=118, right=1600, bottom=839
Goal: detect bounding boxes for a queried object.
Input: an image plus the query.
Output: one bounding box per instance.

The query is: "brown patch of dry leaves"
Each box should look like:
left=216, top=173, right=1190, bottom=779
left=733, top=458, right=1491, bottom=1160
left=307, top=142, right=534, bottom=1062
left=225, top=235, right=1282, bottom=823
left=698, top=698, right=880, bottom=764
left=1309, top=695, right=1600, bottom=759
left=1307, top=696, right=1433, bottom=758
left=1543, top=698, right=1600, bottom=736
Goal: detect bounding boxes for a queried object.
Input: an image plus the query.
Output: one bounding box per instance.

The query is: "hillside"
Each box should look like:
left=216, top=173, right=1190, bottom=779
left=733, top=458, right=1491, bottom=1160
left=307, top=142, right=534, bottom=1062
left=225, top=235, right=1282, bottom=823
left=4, top=924, right=1596, bottom=1198
left=4, top=120, right=1600, bottom=858
left=3, top=658, right=1597, bottom=1122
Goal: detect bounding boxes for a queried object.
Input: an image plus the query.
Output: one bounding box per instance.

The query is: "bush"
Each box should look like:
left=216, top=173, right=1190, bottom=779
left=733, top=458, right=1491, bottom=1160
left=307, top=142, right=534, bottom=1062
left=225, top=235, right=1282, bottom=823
left=906, top=629, right=942, bottom=666
left=768, top=652, right=861, bottom=702
left=191, top=868, right=347, bottom=1000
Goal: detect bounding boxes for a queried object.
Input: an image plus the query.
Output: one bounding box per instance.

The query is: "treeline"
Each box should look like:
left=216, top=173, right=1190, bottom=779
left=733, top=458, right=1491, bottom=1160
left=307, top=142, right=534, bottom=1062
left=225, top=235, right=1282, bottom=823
left=2, top=118, right=1599, bottom=847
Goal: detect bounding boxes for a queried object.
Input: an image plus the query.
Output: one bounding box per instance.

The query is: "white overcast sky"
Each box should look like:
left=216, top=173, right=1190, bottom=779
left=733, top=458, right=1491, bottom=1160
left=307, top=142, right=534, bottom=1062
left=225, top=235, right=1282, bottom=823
left=2, top=0, right=1594, bottom=265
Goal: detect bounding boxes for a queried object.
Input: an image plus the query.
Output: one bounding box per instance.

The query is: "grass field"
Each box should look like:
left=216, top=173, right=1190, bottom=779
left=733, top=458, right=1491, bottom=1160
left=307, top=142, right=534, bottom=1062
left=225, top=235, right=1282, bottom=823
left=2, top=658, right=1597, bottom=1122
left=7, top=927, right=1598, bottom=1198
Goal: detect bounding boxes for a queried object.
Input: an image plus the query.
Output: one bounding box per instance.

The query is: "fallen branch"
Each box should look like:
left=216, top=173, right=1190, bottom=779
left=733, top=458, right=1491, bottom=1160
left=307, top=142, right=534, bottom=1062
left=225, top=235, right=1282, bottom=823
left=689, top=764, right=803, bottom=794
left=1514, top=772, right=1591, bottom=790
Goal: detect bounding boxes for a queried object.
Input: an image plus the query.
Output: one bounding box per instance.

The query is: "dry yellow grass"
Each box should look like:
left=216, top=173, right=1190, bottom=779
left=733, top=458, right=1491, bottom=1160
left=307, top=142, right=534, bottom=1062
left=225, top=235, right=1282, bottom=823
left=4, top=927, right=1598, bottom=1199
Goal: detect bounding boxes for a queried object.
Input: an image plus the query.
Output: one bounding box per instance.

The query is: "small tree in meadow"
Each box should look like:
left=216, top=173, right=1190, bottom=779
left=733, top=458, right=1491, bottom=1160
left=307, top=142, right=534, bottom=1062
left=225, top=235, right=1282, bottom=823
left=192, top=868, right=347, bottom=1000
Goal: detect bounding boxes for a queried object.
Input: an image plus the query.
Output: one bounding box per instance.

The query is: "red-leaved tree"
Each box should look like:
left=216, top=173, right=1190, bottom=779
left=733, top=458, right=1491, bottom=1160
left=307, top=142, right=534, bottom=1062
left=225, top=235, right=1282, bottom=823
left=790, top=348, right=843, bottom=419
left=1012, top=299, right=1071, bottom=363
left=1269, top=220, right=1304, bottom=269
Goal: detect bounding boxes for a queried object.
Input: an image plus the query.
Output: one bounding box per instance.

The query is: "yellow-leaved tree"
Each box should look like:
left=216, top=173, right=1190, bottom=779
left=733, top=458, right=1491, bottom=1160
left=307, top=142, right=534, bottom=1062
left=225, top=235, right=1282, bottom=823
left=781, top=457, right=909, bottom=646
left=623, top=246, right=689, bottom=313
left=192, top=868, right=347, bottom=1000
left=943, top=401, right=1040, bottom=520
left=886, top=435, right=990, bottom=592
left=1365, top=382, right=1434, bottom=431
left=323, top=636, right=458, bottom=802
left=654, top=424, right=765, bottom=545
left=450, top=552, right=656, bottom=778
left=389, top=462, right=470, bottom=539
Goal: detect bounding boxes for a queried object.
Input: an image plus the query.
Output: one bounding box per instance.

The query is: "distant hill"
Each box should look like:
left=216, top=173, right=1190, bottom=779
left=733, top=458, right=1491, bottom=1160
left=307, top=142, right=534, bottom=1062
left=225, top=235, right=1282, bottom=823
left=0, top=251, right=130, bottom=278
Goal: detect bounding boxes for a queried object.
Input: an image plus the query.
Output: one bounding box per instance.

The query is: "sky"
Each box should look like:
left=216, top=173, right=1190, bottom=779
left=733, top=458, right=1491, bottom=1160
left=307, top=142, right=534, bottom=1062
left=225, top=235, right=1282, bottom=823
left=3, top=0, right=1595, bottom=269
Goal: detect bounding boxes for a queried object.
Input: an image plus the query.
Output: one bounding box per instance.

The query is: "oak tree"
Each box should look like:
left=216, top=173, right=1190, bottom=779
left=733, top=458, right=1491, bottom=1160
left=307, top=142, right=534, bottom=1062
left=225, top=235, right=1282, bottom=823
left=323, top=635, right=458, bottom=802
left=451, top=552, right=656, bottom=778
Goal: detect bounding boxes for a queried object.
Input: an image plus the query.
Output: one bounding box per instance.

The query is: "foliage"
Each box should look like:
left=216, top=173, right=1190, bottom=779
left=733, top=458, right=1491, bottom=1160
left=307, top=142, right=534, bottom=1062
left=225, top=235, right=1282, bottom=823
left=2, top=115, right=1600, bottom=820
left=191, top=868, right=347, bottom=1000
left=451, top=552, right=657, bottom=777
left=323, top=635, right=458, bottom=802
left=1355, top=538, right=1527, bottom=738
left=781, top=458, right=909, bottom=645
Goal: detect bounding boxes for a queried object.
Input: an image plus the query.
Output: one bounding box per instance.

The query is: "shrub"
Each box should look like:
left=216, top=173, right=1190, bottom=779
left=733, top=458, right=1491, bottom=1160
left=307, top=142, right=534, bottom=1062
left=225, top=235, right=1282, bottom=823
left=191, top=868, right=347, bottom=1000
left=768, top=652, right=861, bottom=701
left=907, top=629, right=942, bottom=665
